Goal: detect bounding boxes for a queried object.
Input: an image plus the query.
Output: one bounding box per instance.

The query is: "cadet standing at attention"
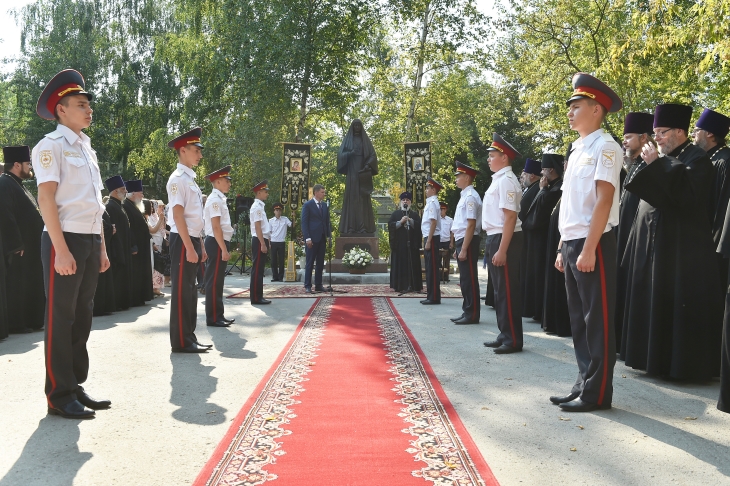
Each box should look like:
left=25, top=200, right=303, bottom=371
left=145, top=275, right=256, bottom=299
left=33, top=69, right=111, bottom=418
left=421, top=178, right=443, bottom=305
left=203, top=165, right=235, bottom=328
left=166, top=127, right=210, bottom=353
left=249, top=180, right=271, bottom=305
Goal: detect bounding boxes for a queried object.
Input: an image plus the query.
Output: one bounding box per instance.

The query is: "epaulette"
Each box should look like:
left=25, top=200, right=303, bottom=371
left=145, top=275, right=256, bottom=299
left=600, top=132, right=616, bottom=143
left=173, top=167, right=185, bottom=177
left=45, top=130, right=63, bottom=140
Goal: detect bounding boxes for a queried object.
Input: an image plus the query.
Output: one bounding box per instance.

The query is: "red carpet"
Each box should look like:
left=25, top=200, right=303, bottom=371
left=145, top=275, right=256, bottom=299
left=226, top=284, right=463, bottom=299
left=194, top=297, right=498, bottom=486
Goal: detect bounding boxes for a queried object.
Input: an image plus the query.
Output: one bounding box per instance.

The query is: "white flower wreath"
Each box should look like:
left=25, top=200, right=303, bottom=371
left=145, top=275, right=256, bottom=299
left=342, top=246, right=374, bottom=269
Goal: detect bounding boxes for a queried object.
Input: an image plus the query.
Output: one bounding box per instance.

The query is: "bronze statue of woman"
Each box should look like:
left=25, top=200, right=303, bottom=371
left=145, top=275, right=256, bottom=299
left=337, top=119, right=378, bottom=235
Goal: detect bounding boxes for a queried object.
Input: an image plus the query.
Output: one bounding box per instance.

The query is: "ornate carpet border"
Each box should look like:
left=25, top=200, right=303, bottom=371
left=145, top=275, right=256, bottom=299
left=192, top=298, right=330, bottom=486
left=227, top=284, right=463, bottom=299
left=379, top=297, right=500, bottom=486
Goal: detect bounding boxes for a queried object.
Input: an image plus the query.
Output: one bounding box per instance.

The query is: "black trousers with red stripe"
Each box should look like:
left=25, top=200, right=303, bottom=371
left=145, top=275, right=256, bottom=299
left=455, top=235, right=481, bottom=321
left=41, top=231, right=101, bottom=407
left=250, top=236, right=269, bottom=303
left=204, top=237, right=229, bottom=324
left=169, top=233, right=202, bottom=349
left=562, top=231, right=617, bottom=406
left=424, top=236, right=441, bottom=302
left=485, top=232, right=523, bottom=349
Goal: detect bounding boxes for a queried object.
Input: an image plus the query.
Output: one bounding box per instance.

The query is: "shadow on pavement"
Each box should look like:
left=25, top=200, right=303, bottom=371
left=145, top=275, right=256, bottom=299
left=169, top=353, right=227, bottom=425
left=208, top=327, right=257, bottom=360
left=0, top=417, right=92, bottom=486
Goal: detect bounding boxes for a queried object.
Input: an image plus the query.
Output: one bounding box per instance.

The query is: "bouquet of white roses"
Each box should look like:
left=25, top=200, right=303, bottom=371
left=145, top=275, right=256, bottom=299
left=341, top=246, right=374, bottom=269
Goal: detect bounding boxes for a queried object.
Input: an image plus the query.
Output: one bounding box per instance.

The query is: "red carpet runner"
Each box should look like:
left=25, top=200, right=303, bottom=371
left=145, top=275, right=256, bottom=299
left=194, top=297, right=498, bottom=486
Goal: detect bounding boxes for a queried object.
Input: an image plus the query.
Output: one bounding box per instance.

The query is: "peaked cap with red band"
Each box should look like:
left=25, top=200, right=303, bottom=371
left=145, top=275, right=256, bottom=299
left=206, top=165, right=232, bottom=182
left=567, top=72, right=622, bottom=113
left=273, top=202, right=284, bottom=210
left=168, top=127, right=204, bottom=150
left=454, top=160, right=479, bottom=177
left=426, top=177, right=443, bottom=191
left=36, top=69, right=93, bottom=120
left=252, top=180, right=269, bottom=193
left=487, top=133, right=521, bottom=160
left=439, top=202, right=448, bottom=209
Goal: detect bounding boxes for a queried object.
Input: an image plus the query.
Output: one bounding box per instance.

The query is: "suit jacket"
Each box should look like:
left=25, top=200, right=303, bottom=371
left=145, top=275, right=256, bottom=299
left=301, top=198, right=331, bottom=243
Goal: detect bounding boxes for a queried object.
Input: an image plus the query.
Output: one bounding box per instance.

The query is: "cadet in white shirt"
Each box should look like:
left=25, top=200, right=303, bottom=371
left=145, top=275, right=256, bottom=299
left=166, top=127, right=210, bottom=354
left=249, top=180, right=271, bottom=304
left=481, top=133, right=525, bottom=354
left=269, top=202, right=292, bottom=282
left=203, top=165, right=235, bottom=327
left=552, top=73, right=622, bottom=413
left=439, top=202, right=454, bottom=282
left=33, top=69, right=111, bottom=419
left=421, top=178, right=443, bottom=305
left=451, top=162, right=482, bottom=325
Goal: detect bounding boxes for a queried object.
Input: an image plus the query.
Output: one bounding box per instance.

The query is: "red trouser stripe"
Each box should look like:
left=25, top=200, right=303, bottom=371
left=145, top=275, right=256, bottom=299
left=503, top=262, right=517, bottom=347
left=46, top=245, right=57, bottom=405
left=213, top=246, right=221, bottom=320
left=467, top=242, right=478, bottom=319
left=596, top=243, right=609, bottom=405
left=178, top=243, right=186, bottom=348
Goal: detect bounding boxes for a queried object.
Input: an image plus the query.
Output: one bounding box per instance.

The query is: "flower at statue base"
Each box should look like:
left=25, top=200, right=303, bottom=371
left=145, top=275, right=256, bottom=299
left=341, top=246, right=373, bottom=269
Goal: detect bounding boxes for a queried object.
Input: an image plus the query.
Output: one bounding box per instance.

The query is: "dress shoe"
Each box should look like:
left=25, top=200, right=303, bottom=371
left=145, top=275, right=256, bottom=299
left=77, top=390, right=111, bottom=410
left=207, top=321, right=231, bottom=327
left=222, top=317, right=235, bottom=324
left=172, top=343, right=209, bottom=353
left=251, top=299, right=271, bottom=305
left=314, top=287, right=326, bottom=292
left=483, top=340, right=501, bottom=348
left=450, top=314, right=466, bottom=322
left=48, top=400, right=95, bottom=419
left=195, top=341, right=213, bottom=349
left=453, top=317, right=479, bottom=325
left=549, top=392, right=580, bottom=405
left=559, top=398, right=611, bottom=412
left=420, top=300, right=440, bottom=305
left=304, top=288, right=312, bottom=294
left=493, top=344, right=521, bottom=354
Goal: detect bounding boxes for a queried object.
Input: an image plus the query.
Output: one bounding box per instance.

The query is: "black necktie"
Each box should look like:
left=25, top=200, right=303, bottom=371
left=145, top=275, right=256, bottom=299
left=317, top=202, right=322, bottom=215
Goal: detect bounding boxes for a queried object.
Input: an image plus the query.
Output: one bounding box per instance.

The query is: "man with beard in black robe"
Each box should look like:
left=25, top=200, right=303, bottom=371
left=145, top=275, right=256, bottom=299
left=693, top=108, right=730, bottom=296
left=615, top=112, right=655, bottom=346
left=93, top=209, right=116, bottom=316
left=522, top=154, right=563, bottom=323
left=123, top=180, right=153, bottom=306
left=388, top=192, right=422, bottom=292
left=337, top=119, right=378, bottom=236
left=0, top=146, right=46, bottom=333
left=518, top=160, right=541, bottom=318
left=105, top=175, right=132, bottom=311
left=0, top=197, right=9, bottom=341
left=715, top=155, right=730, bottom=414
left=621, top=104, right=723, bottom=380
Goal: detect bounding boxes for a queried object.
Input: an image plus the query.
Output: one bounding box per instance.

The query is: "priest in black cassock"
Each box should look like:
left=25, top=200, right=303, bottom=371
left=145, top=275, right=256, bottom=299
left=388, top=192, right=422, bottom=292
left=542, top=149, right=570, bottom=336
left=614, top=112, right=654, bottom=346
left=105, top=175, right=132, bottom=311
left=518, top=158, right=542, bottom=319
left=693, top=108, right=730, bottom=296
left=123, top=180, right=154, bottom=306
left=621, top=104, right=723, bottom=380
left=522, top=154, right=563, bottom=323
left=0, top=201, right=9, bottom=341
left=0, top=145, right=46, bottom=332
left=93, top=209, right=116, bottom=316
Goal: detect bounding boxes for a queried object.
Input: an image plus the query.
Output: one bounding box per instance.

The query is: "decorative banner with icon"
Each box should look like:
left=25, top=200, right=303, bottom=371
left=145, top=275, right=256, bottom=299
left=403, top=141, right=432, bottom=210
left=280, top=143, right=311, bottom=211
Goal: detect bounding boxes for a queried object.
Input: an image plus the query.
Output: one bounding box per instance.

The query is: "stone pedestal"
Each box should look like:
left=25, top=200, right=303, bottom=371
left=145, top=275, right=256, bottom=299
left=335, top=236, right=379, bottom=259
left=326, top=259, right=388, bottom=274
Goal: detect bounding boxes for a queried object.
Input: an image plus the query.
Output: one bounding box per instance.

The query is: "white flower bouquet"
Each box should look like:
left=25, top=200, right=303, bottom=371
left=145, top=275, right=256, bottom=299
left=341, top=246, right=374, bottom=269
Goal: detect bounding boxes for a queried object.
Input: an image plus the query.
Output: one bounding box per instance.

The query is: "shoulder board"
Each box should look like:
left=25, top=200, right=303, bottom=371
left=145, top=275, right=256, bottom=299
left=45, top=130, right=63, bottom=140
left=601, top=132, right=616, bottom=143
left=173, top=168, right=185, bottom=177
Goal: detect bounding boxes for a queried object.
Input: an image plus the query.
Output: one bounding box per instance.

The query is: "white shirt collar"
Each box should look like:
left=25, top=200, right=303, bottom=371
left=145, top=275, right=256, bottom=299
left=460, top=185, right=475, bottom=196
left=176, top=162, right=197, bottom=179
left=491, top=166, right=512, bottom=179
left=56, top=123, right=90, bottom=145
left=574, top=128, right=604, bottom=149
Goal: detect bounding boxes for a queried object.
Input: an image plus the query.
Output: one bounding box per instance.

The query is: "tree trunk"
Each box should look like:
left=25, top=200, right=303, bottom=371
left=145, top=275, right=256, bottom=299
left=406, top=2, right=430, bottom=137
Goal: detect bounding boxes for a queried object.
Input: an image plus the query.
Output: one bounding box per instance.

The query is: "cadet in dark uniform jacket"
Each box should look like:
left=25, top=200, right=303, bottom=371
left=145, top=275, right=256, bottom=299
left=0, top=145, right=46, bottom=332
left=33, top=69, right=111, bottom=418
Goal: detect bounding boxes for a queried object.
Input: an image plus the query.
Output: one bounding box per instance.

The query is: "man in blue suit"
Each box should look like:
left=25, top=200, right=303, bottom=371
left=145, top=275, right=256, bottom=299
left=301, top=184, right=331, bottom=293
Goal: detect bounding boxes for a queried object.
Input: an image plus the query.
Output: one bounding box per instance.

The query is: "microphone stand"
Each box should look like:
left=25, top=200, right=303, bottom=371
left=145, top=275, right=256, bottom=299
left=322, top=198, right=346, bottom=295
left=398, top=203, right=418, bottom=296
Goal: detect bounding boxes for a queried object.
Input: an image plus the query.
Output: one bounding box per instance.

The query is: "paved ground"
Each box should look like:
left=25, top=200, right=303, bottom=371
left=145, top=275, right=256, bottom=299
left=1, top=268, right=728, bottom=485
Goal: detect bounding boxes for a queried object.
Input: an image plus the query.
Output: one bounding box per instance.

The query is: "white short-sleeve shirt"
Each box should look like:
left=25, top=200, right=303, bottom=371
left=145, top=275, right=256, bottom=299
left=32, top=124, right=105, bottom=234
left=204, top=188, right=234, bottom=240
left=250, top=199, right=271, bottom=238
left=166, top=163, right=204, bottom=237
left=558, top=129, right=622, bottom=241
left=482, top=166, right=523, bottom=235
left=452, top=185, right=482, bottom=241
left=420, top=195, right=442, bottom=237
left=440, top=215, right=453, bottom=241
left=269, top=216, right=292, bottom=242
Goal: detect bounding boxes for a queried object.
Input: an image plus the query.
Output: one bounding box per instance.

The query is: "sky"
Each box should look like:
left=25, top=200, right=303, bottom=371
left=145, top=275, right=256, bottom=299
left=0, top=0, right=497, bottom=75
